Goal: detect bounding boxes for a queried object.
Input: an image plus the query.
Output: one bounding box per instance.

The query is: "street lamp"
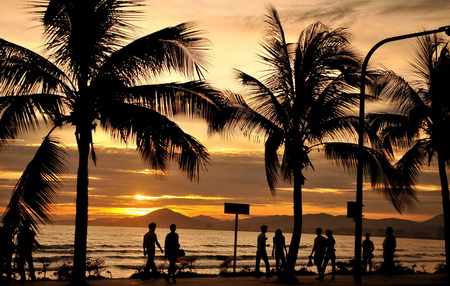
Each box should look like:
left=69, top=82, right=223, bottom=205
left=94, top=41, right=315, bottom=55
left=354, top=25, right=450, bottom=283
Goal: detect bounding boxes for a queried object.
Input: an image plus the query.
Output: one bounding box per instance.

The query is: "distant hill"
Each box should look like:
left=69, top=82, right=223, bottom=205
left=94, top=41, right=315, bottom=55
left=54, top=209, right=444, bottom=239
left=422, top=214, right=444, bottom=226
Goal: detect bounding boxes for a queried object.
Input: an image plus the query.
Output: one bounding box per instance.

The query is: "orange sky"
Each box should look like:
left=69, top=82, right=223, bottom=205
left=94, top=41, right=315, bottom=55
left=0, top=0, right=449, bottom=223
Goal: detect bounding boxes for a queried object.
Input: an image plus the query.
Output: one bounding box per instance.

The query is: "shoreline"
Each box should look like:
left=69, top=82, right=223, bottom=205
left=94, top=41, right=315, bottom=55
left=6, top=273, right=450, bottom=286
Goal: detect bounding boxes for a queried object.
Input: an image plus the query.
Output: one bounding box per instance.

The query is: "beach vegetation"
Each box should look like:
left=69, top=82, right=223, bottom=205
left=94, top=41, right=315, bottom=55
left=0, top=0, right=221, bottom=283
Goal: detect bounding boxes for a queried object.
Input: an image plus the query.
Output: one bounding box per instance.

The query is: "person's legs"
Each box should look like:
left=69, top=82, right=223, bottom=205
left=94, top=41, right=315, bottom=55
left=314, top=255, right=324, bottom=279
left=148, top=252, right=158, bottom=277
left=144, top=252, right=156, bottom=278
left=168, top=258, right=177, bottom=283
left=331, top=258, right=336, bottom=281
left=323, top=256, right=329, bottom=276
left=255, top=251, right=261, bottom=274
left=275, top=254, right=280, bottom=272
left=17, top=254, right=26, bottom=281
left=261, top=253, right=270, bottom=276
left=26, top=254, right=36, bottom=281
left=280, top=253, right=286, bottom=270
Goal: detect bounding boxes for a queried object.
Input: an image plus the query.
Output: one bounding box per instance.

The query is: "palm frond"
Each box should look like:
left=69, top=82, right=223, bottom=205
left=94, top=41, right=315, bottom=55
left=372, top=70, right=426, bottom=115
left=259, top=5, right=294, bottom=99
left=0, top=94, right=65, bottom=151
left=101, top=103, right=209, bottom=181
left=0, top=38, right=73, bottom=97
left=115, top=81, right=223, bottom=120
left=323, top=142, right=417, bottom=213
left=97, top=21, right=210, bottom=85
left=1, top=135, right=67, bottom=231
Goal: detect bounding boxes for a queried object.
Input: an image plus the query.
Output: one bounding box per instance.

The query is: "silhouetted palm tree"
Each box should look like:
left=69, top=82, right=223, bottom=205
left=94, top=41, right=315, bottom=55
left=369, top=34, right=450, bottom=274
left=0, top=0, right=220, bottom=282
left=212, top=6, right=409, bottom=282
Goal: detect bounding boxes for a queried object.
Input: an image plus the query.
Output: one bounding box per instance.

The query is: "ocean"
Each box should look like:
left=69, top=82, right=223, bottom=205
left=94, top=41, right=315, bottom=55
left=33, top=225, right=445, bottom=279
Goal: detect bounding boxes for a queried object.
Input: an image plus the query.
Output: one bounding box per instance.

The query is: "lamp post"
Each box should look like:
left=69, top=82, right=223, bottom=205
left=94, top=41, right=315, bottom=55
left=354, top=25, right=450, bottom=283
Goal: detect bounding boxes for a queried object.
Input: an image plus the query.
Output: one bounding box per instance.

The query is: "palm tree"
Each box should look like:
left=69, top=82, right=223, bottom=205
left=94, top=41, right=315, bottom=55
left=212, top=6, right=411, bottom=282
left=0, top=0, right=221, bottom=282
left=369, top=33, right=450, bottom=274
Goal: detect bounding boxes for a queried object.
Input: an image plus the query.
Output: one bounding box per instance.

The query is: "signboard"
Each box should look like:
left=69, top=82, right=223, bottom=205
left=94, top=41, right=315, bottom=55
left=224, top=202, right=250, bottom=274
left=224, top=203, right=250, bottom=215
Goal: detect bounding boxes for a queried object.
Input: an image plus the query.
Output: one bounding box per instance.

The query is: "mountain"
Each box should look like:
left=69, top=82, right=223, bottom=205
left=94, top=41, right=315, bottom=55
left=53, top=209, right=444, bottom=239
left=422, top=214, right=444, bottom=226
left=107, top=208, right=211, bottom=229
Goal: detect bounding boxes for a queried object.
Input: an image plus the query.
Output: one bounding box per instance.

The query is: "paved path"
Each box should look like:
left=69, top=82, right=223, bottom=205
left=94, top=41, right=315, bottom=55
left=4, top=274, right=450, bottom=286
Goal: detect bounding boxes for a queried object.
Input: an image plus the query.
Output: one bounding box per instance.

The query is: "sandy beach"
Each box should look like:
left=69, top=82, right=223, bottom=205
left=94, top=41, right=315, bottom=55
left=4, top=274, right=449, bottom=286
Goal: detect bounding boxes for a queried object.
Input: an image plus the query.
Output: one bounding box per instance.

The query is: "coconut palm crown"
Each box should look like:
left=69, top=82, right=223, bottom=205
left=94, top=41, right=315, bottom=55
left=0, top=0, right=221, bottom=282
left=211, top=6, right=414, bottom=281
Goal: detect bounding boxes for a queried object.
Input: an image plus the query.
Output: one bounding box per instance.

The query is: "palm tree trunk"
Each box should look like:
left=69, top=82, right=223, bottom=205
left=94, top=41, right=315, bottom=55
left=438, top=154, right=450, bottom=275
left=282, top=167, right=303, bottom=283
left=72, top=129, right=90, bottom=283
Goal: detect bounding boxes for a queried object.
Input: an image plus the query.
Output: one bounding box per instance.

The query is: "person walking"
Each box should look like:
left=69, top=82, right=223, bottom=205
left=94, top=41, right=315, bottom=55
left=309, top=227, right=327, bottom=280
left=164, top=224, right=180, bottom=284
left=382, top=226, right=396, bottom=274
left=143, top=222, right=163, bottom=279
left=362, top=233, right=375, bottom=273
left=17, top=221, right=36, bottom=281
left=255, top=225, right=271, bottom=277
left=272, top=229, right=287, bottom=273
left=323, top=229, right=336, bottom=281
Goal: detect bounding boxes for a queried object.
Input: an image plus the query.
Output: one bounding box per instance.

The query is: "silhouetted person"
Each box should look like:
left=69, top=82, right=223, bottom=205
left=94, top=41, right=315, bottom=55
left=362, top=233, right=374, bottom=273
left=272, top=229, right=287, bottom=273
left=382, top=226, right=396, bottom=274
left=0, top=226, right=14, bottom=280
left=143, top=222, right=163, bottom=279
left=164, top=224, right=180, bottom=284
left=309, top=227, right=327, bottom=280
left=323, top=229, right=336, bottom=281
left=17, top=222, right=36, bottom=281
left=255, top=225, right=271, bottom=277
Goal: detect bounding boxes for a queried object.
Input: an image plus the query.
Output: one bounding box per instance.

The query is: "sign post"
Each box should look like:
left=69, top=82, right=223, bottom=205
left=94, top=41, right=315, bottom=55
left=224, top=203, right=250, bottom=274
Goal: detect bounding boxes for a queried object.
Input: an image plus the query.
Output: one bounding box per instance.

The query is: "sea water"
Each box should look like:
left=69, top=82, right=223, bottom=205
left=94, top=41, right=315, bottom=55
left=33, top=225, right=445, bottom=279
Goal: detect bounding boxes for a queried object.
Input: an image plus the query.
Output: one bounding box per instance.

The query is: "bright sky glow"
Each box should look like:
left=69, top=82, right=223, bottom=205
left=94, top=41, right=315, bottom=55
left=0, top=0, right=448, bottom=222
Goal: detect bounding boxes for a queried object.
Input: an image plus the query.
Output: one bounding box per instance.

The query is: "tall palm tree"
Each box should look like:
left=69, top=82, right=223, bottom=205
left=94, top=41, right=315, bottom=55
left=212, top=6, right=411, bottom=282
left=0, top=0, right=221, bottom=282
left=369, top=34, right=450, bottom=274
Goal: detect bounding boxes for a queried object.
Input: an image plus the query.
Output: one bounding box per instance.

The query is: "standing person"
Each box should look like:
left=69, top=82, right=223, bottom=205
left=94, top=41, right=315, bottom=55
left=323, top=229, right=336, bottom=281
left=164, top=224, right=180, bottom=284
left=143, top=222, right=164, bottom=279
left=309, top=227, right=327, bottom=280
left=362, top=233, right=375, bottom=273
left=382, top=226, right=396, bottom=274
left=272, top=229, right=287, bottom=273
left=255, top=225, right=271, bottom=277
left=17, top=222, right=36, bottom=281
left=0, top=226, right=14, bottom=280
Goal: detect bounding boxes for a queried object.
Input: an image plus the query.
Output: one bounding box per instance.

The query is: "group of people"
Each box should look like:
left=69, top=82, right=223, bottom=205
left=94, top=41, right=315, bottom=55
left=255, top=225, right=287, bottom=277
left=362, top=227, right=397, bottom=275
left=309, top=227, right=336, bottom=280
left=0, top=222, right=37, bottom=281
left=142, top=223, right=181, bottom=284
left=255, top=225, right=397, bottom=280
